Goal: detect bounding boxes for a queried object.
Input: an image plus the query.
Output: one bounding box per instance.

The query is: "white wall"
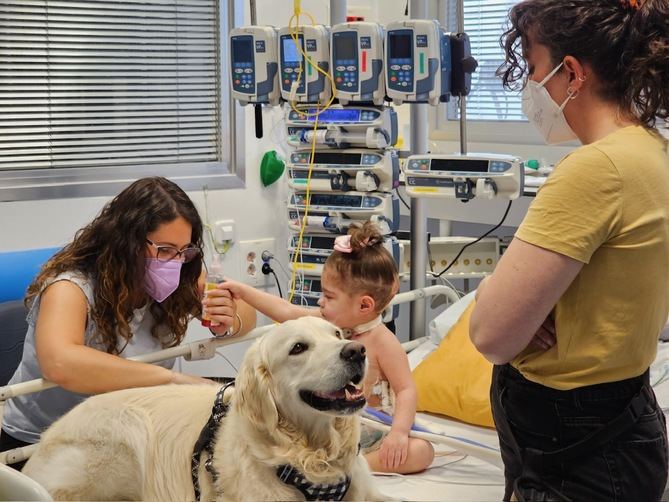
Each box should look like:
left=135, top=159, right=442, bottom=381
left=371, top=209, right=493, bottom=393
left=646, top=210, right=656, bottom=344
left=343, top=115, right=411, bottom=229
left=0, top=0, right=580, bottom=377
left=0, top=102, right=291, bottom=377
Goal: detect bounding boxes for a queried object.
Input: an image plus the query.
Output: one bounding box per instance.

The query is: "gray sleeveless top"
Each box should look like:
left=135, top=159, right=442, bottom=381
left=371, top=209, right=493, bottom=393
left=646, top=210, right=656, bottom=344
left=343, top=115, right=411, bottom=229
left=2, top=271, right=175, bottom=443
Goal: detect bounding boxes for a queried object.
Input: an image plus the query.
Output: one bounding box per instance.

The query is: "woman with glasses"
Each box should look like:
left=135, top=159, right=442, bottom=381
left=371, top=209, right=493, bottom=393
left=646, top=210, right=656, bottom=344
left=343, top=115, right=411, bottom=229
left=0, top=177, right=256, bottom=470
left=470, top=0, right=668, bottom=500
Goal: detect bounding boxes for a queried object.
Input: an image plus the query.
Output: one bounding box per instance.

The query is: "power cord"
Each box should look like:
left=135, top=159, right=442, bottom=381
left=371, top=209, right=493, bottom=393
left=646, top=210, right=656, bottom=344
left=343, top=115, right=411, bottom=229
left=395, top=187, right=410, bottom=210
left=261, top=250, right=284, bottom=298
left=435, top=200, right=513, bottom=278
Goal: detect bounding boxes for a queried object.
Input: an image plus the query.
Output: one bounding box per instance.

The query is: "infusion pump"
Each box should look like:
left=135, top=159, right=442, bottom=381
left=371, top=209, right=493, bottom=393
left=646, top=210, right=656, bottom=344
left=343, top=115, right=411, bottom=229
left=287, top=191, right=399, bottom=235
left=288, top=234, right=400, bottom=275
left=285, top=105, right=397, bottom=149
left=278, top=25, right=331, bottom=103
left=290, top=275, right=323, bottom=307
left=287, top=149, right=399, bottom=193
left=404, top=153, right=524, bottom=201
left=385, top=20, right=451, bottom=105
left=331, top=21, right=385, bottom=105
left=229, top=26, right=280, bottom=105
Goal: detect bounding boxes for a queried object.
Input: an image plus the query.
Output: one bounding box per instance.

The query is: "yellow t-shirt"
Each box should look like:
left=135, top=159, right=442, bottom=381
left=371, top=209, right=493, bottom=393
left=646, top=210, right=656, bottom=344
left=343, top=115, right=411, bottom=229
left=514, top=126, right=669, bottom=390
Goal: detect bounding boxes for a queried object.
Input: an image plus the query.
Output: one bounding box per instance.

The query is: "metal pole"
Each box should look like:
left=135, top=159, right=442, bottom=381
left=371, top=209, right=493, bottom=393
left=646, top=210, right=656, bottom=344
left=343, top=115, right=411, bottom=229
left=330, top=0, right=347, bottom=25
left=249, top=0, right=257, bottom=25
left=409, top=0, right=428, bottom=340
left=457, top=0, right=467, bottom=155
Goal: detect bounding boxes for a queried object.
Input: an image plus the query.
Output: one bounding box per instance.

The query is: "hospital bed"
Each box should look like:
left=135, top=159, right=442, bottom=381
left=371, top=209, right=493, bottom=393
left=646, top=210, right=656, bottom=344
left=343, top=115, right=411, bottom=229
left=1, top=281, right=668, bottom=501
left=373, top=293, right=669, bottom=502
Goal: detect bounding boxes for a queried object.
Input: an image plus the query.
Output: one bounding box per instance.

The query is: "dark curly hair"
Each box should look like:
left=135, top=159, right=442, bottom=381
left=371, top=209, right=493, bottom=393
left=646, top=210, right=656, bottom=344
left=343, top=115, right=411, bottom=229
left=324, top=222, right=399, bottom=312
left=498, top=0, right=669, bottom=127
left=26, top=177, right=204, bottom=354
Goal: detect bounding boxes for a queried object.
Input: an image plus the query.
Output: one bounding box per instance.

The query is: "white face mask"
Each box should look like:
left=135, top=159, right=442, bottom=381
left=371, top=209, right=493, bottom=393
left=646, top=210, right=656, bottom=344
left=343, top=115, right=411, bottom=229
left=522, top=62, right=578, bottom=144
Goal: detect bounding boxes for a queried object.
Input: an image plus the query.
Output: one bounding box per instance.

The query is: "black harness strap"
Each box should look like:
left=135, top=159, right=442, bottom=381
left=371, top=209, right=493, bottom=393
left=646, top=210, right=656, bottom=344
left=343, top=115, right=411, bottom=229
left=191, top=381, right=235, bottom=502
left=276, top=464, right=351, bottom=501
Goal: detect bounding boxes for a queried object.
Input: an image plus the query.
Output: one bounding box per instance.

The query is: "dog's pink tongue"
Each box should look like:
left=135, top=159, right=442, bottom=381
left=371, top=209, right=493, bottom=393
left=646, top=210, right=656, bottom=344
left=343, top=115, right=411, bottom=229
left=314, top=385, right=364, bottom=401
left=314, top=389, right=346, bottom=400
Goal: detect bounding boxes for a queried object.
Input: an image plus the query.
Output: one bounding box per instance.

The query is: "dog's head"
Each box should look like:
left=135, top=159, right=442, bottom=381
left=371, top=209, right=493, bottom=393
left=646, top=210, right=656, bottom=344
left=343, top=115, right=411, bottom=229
left=234, top=316, right=367, bottom=434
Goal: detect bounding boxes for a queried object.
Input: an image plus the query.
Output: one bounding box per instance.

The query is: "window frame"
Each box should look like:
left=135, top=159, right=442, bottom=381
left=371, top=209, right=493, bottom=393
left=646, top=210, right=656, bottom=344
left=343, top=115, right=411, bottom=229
left=0, top=0, right=246, bottom=203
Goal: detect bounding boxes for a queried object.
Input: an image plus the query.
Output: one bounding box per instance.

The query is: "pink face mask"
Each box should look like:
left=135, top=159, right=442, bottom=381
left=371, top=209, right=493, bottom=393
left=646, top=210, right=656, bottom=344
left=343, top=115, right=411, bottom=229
left=144, top=258, right=182, bottom=303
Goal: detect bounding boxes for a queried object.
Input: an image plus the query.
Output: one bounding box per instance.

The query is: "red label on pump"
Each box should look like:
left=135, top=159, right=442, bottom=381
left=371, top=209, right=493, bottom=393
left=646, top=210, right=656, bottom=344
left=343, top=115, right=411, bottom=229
left=362, top=50, right=367, bottom=72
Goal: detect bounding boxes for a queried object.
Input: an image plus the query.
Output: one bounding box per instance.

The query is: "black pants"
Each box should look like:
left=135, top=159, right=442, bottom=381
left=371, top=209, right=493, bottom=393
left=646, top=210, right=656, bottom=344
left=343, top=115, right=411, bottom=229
left=492, top=364, right=668, bottom=502
left=0, top=428, right=31, bottom=471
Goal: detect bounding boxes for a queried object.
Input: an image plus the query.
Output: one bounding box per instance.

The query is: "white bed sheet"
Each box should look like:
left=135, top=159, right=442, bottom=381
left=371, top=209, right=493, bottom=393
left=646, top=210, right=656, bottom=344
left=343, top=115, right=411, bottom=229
left=376, top=330, right=504, bottom=501
left=375, top=312, right=669, bottom=501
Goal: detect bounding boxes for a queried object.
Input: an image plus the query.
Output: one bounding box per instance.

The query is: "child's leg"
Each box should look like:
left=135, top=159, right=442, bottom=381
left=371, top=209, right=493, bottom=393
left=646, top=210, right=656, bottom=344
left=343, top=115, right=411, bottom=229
left=364, top=437, right=434, bottom=474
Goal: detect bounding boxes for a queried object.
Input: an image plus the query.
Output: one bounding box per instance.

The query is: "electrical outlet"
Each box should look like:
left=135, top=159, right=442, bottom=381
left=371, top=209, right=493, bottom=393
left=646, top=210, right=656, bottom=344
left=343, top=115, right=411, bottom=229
left=239, top=239, right=276, bottom=286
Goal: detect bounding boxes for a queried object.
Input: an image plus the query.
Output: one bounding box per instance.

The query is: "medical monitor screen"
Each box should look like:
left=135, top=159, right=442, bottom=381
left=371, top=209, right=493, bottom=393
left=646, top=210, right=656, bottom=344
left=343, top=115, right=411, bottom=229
left=305, top=108, right=361, bottom=122
left=310, top=194, right=362, bottom=207
left=389, top=33, right=412, bottom=59
left=283, top=37, right=302, bottom=63
left=309, top=236, right=335, bottom=250
left=335, top=35, right=357, bottom=60
left=430, top=159, right=489, bottom=173
left=312, top=152, right=363, bottom=164
left=232, top=38, right=254, bottom=63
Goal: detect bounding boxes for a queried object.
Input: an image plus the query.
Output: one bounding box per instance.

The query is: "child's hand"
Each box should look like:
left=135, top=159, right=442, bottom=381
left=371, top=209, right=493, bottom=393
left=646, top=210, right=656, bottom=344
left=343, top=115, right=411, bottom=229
left=378, top=430, right=409, bottom=470
left=219, top=279, right=248, bottom=300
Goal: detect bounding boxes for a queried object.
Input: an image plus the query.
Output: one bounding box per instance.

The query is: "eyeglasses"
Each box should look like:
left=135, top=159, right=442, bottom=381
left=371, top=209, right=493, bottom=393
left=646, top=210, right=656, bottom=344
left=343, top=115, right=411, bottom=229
left=146, top=239, right=201, bottom=263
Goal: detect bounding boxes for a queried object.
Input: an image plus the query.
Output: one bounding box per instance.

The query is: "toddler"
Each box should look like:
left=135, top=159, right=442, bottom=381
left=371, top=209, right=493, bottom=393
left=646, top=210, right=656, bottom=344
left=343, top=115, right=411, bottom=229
left=221, top=222, right=434, bottom=473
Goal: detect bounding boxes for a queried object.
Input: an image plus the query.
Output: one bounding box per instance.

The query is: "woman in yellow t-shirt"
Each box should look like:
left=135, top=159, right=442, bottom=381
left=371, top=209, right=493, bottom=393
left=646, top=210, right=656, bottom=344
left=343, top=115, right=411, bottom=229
left=470, top=0, right=669, bottom=500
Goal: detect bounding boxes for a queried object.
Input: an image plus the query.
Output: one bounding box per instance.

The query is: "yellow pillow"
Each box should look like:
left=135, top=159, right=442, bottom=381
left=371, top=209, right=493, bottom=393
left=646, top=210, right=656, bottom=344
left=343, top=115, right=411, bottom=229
left=413, top=301, right=494, bottom=427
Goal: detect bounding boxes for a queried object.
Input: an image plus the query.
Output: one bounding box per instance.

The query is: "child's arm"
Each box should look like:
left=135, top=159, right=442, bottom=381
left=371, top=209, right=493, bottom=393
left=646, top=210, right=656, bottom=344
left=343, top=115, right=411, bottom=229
left=220, top=279, right=319, bottom=322
left=375, top=332, right=418, bottom=469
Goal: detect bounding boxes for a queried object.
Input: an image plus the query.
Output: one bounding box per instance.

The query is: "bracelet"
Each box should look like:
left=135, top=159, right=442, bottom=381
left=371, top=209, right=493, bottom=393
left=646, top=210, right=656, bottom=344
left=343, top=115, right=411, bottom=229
left=209, top=312, right=243, bottom=338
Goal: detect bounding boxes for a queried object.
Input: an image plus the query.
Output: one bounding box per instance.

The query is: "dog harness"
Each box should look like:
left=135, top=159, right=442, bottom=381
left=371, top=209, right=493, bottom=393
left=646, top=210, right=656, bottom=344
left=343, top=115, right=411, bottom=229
left=276, top=464, right=351, bottom=501
left=341, top=315, right=383, bottom=339
left=191, top=381, right=353, bottom=502
left=191, top=381, right=234, bottom=502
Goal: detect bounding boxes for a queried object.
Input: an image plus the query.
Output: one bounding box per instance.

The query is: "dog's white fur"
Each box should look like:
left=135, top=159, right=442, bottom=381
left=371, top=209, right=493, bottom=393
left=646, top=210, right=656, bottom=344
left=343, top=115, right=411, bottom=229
left=22, top=317, right=386, bottom=501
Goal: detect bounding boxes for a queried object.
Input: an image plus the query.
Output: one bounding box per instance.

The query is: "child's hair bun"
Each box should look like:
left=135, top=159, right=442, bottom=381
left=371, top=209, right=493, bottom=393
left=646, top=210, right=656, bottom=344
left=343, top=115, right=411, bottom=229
left=348, top=221, right=383, bottom=252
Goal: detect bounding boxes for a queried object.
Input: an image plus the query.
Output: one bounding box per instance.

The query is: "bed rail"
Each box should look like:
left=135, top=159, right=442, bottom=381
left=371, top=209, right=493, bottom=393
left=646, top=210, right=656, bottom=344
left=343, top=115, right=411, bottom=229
left=0, top=285, right=459, bottom=466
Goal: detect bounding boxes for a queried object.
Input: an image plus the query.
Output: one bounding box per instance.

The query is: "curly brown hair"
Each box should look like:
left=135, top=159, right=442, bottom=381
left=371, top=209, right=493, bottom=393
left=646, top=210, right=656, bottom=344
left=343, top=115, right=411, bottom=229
left=26, top=177, right=204, bottom=354
left=324, top=222, right=399, bottom=312
left=498, top=0, right=669, bottom=127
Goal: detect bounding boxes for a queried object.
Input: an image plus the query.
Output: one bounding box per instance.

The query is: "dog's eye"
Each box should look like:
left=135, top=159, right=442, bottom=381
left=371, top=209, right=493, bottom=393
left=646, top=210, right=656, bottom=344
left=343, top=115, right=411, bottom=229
left=289, top=342, right=309, bottom=355
left=335, top=330, right=342, bottom=339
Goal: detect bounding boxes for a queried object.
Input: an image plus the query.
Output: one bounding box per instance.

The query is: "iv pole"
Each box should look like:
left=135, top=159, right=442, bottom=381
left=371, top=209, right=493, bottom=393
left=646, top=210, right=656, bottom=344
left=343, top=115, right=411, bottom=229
left=408, top=0, right=429, bottom=340
left=409, top=0, right=470, bottom=339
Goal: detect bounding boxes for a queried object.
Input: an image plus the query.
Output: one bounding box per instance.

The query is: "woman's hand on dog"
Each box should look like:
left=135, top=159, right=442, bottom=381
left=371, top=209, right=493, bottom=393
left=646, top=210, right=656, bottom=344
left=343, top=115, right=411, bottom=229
left=378, top=431, right=409, bottom=470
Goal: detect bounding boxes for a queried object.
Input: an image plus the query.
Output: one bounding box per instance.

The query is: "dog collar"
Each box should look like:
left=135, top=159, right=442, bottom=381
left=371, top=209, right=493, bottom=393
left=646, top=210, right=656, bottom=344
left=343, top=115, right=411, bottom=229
left=341, top=315, right=383, bottom=339
left=191, top=381, right=235, bottom=502
left=276, top=464, right=351, bottom=501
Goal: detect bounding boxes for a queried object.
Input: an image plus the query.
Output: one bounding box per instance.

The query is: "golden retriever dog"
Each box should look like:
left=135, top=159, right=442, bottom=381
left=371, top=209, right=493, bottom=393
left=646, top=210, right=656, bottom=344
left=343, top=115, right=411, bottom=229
left=22, top=317, right=386, bottom=501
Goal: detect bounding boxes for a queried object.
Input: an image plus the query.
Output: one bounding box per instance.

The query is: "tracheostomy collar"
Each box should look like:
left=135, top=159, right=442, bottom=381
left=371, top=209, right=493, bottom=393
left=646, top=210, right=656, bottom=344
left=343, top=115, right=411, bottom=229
left=341, top=315, right=383, bottom=338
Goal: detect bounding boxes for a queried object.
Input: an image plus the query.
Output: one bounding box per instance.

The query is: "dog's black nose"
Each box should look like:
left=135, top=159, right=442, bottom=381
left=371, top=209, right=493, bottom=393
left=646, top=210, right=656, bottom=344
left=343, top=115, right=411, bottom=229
left=340, top=342, right=366, bottom=363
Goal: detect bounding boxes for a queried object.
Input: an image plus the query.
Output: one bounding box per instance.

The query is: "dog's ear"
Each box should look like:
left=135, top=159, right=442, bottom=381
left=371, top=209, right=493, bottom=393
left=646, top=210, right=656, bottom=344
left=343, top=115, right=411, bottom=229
left=234, top=340, right=279, bottom=433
